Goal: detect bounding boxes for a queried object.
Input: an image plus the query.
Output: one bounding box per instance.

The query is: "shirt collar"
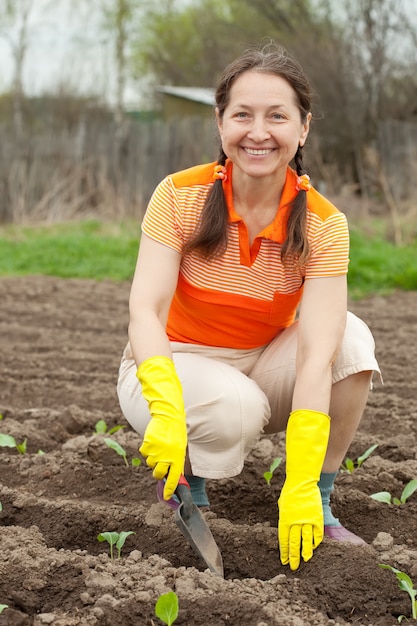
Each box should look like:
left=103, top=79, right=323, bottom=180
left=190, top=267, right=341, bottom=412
left=222, top=162, right=299, bottom=244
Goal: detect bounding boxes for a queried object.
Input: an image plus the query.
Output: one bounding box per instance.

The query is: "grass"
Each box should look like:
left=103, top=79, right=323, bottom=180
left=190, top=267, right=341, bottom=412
left=0, top=219, right=416, bottom=298
left=0, top=220, right=140, bottom=281
left=348, top=226, right=417, bottom=298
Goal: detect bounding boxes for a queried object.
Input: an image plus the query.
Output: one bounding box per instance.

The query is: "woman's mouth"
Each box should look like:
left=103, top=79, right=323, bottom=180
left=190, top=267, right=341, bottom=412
left=243, top=147, right=274, bottom=156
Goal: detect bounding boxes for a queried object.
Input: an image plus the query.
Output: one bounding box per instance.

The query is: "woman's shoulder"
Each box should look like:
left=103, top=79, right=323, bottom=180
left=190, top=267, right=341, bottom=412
left=307, top=186, right=346, bottom=222
left=169, top=162, right=216, bottom=189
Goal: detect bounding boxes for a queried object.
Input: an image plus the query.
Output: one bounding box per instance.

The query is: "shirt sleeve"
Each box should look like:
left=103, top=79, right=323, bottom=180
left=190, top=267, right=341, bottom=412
left=141, top=176, right=184, bottom=253
left=305, top=212, right=350, bottom=278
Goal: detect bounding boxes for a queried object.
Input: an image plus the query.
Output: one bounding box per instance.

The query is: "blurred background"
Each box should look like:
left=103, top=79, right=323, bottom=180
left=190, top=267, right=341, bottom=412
left=0, top=0, right=416, bottom=247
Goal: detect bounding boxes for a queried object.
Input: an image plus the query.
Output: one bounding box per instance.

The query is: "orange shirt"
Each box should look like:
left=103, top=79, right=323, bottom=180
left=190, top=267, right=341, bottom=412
left=142, top=161, right=349, bottom=349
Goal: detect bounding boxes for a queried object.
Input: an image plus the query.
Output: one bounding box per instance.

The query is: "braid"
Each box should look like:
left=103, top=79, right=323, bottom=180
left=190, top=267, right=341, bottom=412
left=182, top=146, right=229, bottom=259
left=294, top=145, right=304, bottom=176
left=281, top=145, right=310, bottom=265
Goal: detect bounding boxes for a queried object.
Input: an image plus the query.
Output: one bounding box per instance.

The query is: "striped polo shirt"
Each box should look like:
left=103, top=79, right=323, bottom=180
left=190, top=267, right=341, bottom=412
left=142, top=160, right=349, bottom=349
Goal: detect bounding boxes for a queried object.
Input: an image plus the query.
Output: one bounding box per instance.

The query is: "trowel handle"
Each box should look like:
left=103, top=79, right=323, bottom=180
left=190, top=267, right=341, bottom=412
left=177, top=474, right=190, bottom=489
left=175, top=475, right=194, bottom=518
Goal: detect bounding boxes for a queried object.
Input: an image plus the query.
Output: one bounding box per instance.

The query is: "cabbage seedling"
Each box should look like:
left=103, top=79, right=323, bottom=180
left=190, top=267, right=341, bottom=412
left=97, top=531, right=135, bottom=559
left=379, top=564, right=417, bottom=621
left=370, top=479, right=417, bottom=505
left=0, top=502, right=2, bottom=511
left=0, top=605, right=8, bottom=614
left=155, top=591, right=179, bottom=626
left=0, top=433, right=27, bottom=454
left=103, top=437, right=141, bottom=467
left=341, top=443, right=378, bottom=473
left=94, top=419, right=125, bottom=435
left=263, top=457, right=282, bottom=486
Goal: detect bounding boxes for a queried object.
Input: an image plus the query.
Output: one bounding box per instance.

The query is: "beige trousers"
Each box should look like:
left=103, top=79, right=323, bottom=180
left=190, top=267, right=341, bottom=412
left=117, top=312, right=380, bottom=479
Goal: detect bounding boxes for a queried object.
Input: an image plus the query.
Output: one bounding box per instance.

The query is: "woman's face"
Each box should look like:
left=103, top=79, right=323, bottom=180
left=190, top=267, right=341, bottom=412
left=216, top=70, right=311, bottom=183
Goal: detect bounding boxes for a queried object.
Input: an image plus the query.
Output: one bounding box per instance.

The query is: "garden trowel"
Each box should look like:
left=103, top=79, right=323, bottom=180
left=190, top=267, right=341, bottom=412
left=174, top=475, right=224, bottom=578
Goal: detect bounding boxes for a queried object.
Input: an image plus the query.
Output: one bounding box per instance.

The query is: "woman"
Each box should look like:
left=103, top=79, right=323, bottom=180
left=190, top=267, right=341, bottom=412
left=117, top=42, right=380, bottom=571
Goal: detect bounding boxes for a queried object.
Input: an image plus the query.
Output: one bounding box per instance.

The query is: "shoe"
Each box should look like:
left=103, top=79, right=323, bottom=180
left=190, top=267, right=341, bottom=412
left=324, top=525, right=367, bottom=545
left=156, top=480, right=180, bottom=510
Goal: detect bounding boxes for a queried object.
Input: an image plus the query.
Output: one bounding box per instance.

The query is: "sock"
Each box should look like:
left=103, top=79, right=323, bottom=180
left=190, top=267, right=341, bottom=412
left=318, top=471, right=340, bottom=526
left=185, top=474, right=210, bottom=507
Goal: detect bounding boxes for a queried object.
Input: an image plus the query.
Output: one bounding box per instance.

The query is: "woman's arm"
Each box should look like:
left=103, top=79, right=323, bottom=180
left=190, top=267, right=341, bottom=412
left=292, top=274, right=347, bottom=413
left=278, top=274, right=347, bottom=570
left=128, top=232, right=186, bottom=500
left=128, top=232, right=182, bottom=366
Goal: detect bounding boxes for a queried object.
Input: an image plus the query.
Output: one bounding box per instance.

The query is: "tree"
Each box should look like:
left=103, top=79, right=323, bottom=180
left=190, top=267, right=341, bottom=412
left=132, top=0, right=417, bottom=194
left=0, top=0, right=35, bottom=140
left=98, top=0, right=143, bottom=127
left=132, top=0, right=318, bottom=89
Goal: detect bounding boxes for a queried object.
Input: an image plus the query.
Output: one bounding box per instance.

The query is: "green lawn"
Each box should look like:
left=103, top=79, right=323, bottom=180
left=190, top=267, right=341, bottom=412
left=348, top=227, right=417, bottom=298
left=0, top=220, right=140, bottom=281
left=0, top=219, right=416, bottom=298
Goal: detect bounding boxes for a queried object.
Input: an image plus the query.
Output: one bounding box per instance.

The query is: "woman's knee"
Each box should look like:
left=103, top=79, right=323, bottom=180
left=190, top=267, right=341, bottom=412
left=117, top=361, right=150, bottom=435
left=332, top=312, right=380, bottom=383
left=174, top=353, right=270, bottom=447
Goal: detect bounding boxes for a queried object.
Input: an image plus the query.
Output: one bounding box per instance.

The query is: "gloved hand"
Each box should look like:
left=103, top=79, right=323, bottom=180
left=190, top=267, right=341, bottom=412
left=136, top=356, right=187, bottom=500
left=278, top=409, right=330, bottom=570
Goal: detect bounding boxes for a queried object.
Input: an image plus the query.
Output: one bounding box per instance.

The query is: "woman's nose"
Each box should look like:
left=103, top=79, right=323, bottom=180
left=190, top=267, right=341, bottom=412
left=247, top=117, right=270, bottom=141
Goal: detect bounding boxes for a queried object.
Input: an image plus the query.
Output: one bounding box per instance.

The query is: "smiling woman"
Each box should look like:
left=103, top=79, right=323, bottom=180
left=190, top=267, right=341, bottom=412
left=116, top=41, right=381, bottom=574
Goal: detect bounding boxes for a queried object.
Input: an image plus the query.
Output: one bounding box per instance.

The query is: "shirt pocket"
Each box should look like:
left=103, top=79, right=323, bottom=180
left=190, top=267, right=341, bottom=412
left=268, top=285, right=303, bottom=327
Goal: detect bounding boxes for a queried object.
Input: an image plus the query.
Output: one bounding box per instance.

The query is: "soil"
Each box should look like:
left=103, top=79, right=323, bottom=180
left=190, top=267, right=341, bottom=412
left=1, top=275, right=417, bottom=626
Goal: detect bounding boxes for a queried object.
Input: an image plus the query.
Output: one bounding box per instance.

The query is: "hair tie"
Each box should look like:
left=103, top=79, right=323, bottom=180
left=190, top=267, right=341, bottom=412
left=213, top=164, right=227, bottom=182
left=295, top=174, right=311, bottom=192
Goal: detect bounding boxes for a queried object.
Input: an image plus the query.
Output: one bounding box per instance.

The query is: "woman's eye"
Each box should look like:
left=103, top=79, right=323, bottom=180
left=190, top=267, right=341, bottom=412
left=235, top=112, right=249, bottom=118
left=272, top=113, right=284, bottom=120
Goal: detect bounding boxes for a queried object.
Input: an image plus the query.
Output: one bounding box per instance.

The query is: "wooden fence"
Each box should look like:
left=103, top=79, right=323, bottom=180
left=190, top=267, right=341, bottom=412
left=0, top=115, right=415, bottom=224
left=0, top=115, right=219, bottom=223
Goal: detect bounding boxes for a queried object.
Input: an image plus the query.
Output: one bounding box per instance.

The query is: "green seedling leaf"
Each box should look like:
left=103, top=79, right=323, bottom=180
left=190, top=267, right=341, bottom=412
left=98, top=531, right=120, bottom=560
left=263, top=457, right=282, bottom=486
left=0, top=413, right=3, bottom=420
left=370, top=491, right=392, bottom=504
left=357, top=443, right=378, bottom=468
left=0, top=605, right=8, bottom=614
left=0, top=433, right=27, bottom=454
left=155, top=591, right=179, bottom=626
left=0, top=433, right=17, bottom=448
left=131, top=457, right=141, bottom=467
left=37, top=449, right=45, bottom=455
left=342, top=458, right=355, bottom=473
left=115, top=531, right=135, bottom=558
left=0, top=502, right=3, bottom=512
left=107, top=425, right=125, bottom=435
left=379, top=565, right=417, bottom=620
left=342, top=444, right=378, bottom=473
left=371, top=479, right=417, bottom=506
left=16, top=438, right=27, bottom=454
left=103, top=438, right=128, bottom=467
left=98, top=531, right=135, bottom=559
left=400, top=479, right=417, bottom=504
left=95, top=420, right=125, bottom=435
left=95, top=419, right=108, bottom=434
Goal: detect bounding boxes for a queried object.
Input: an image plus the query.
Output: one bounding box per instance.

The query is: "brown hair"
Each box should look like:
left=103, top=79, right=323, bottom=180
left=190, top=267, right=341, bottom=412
left=183, top=42, right=313, bottom=264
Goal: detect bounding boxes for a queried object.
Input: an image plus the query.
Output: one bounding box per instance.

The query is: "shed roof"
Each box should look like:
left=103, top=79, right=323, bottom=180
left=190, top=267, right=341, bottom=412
left=157, top=86, right=215, bottom=106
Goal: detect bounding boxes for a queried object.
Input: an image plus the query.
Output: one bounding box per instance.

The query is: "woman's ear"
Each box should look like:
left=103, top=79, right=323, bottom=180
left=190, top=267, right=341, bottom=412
left=215, top=107, right=222, bottom=129
left=299, top=112, right=312, bottom=148
left=215, top=108, right=224, bottom=142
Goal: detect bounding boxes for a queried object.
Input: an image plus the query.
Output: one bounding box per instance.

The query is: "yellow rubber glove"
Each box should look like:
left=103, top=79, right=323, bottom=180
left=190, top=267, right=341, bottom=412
left=278, top=409, right=330, bottom=570
left=136, top=356, right=187, bottom=501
